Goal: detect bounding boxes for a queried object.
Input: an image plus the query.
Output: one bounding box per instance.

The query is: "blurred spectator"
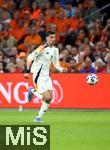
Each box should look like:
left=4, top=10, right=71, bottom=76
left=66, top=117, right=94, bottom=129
left=37, top=12, right=46, bottom=29
left=57, top=42, right=64, bottom=53
left=60, top=48, right=69, bottom=62
left=0, top=51, right=4, bottom=62
left=84, top=0, right=101, bottom=25
left=70, top=46, right=79, bottom=63
left=44, top=1, right=52, bottom=18
left=105, top=62, right=110, bottom=73
left=95, top=58, right=106, bottom=73
left=78, top=3, right=84, bottom=18
left=10, top=10, right=20, bottom=29
left=11, top=19, right=26, bottom=41
left=68, top=8, right=82, bottom=32
left=23, top=10, right=31, bottom=28
left=15, top=58, right=25, bottom=73
left=66, top=56, right=79, bottom=73
left=46, top=9, right=56, bottom=25
left=104, top=51, right=110, bottom=63
left=54, top=1, right=64, bottom=14
left=24, top=26, right=42, bottom=52
left=0, top=30, right=17, bottom=49
left=80, top=57, right=95, bottom=73
left=65, top=2, right=76, bottom=18
left=31, top=2, right=41, bottom=20
left=17, top=26, right=31, bottom=52
left=17, top=52, right=27, bottom=61
left=6, top=62, right=16, bottom=73
left=1, top=9, right=11, bottom=24
left=54, top=11, right=68, bottom=43
left=0, top=62, right=4, bottom=73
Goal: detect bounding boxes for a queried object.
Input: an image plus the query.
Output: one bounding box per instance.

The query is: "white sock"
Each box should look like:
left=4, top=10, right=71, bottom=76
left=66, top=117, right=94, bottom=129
left=38, top=101, right=49, bottom=118
left=31, top=88, right=43, bottom=99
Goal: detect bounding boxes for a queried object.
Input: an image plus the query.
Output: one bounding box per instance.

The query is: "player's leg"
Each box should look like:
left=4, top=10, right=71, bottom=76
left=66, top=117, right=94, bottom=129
left=37, top=90, right=53, bottom=119
left=35, top=77, right=53, bottom=122
left=48, top=90, right=53, bottom=100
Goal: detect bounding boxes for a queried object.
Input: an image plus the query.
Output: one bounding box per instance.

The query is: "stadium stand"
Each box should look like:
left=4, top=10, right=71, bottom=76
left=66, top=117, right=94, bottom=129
left=0, top=0, right=110, bottom=73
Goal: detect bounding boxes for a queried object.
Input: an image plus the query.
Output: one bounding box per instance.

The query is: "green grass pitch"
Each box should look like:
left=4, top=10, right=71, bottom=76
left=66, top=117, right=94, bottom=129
left=0, top=109, right=110, bottom=150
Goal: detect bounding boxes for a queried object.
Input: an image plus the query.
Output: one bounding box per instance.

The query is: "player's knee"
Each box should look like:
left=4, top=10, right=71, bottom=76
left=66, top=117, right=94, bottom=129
left=43, top=95, right=52, bottom=103
left=45, top=98, right=52, bottom=104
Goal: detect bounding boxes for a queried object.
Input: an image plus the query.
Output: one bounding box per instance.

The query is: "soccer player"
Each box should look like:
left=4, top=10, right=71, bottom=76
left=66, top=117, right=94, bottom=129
left=24, top=31, right=67, bottom=122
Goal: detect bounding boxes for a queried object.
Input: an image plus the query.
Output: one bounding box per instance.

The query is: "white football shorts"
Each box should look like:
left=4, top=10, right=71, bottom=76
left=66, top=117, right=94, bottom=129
left=33, top=74, right=53, bottom=93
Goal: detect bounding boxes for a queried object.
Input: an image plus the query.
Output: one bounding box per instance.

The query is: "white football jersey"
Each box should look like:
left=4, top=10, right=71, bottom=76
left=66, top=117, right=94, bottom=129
left=27, top=46, right=63, bottom=76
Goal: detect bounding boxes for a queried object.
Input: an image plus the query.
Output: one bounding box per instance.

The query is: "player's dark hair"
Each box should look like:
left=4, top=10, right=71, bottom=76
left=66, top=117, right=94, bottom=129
left=46, top=31, right=56, bottom=37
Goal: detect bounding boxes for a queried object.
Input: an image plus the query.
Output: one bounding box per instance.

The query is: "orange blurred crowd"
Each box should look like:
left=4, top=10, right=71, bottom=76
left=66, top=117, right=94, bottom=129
left=0, top=0, right=110, bottom=73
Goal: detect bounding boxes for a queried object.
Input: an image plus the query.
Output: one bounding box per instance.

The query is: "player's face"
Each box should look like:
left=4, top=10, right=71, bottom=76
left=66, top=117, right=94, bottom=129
left=46, top=34, right=56, bottom=45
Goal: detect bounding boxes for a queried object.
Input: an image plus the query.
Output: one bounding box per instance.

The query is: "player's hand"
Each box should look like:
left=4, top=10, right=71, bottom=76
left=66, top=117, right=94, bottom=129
left=62, top=68, right=68, bottom=72
left=24, top=73, right=29, bottom=79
